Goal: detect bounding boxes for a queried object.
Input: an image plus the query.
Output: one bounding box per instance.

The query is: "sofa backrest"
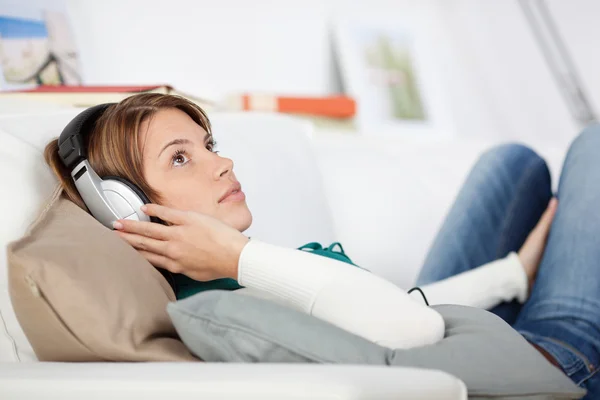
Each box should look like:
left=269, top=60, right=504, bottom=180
left=312, top=134, right=567, bottom=289
left=0, top=109, right=335, bottom=362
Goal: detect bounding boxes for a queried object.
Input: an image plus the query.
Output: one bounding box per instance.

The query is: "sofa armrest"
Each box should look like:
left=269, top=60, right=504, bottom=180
left=0, top=362, right=466, bottom=399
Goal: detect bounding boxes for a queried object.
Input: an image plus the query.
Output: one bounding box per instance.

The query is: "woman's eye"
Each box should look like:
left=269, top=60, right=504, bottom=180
left=172, top=151, right=190, bottom=167
left=207, top=140, right=219, bottom=153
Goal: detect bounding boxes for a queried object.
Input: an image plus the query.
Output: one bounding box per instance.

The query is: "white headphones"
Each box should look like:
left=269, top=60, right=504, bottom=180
left=57, top=103, right=153, bottom=229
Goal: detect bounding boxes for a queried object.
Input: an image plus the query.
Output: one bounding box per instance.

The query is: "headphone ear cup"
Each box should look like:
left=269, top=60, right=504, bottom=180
left=104, top=176, right=150, bottom=203
left=103, top=176, right=163, bottom=224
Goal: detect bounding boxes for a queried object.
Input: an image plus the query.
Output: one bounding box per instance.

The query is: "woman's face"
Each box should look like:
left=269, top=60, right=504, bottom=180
left=140, top=108, right=252, bottom=232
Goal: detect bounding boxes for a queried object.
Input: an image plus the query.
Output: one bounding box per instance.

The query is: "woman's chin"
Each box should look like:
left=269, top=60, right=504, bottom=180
left=226, top=208, right=253, bottom=232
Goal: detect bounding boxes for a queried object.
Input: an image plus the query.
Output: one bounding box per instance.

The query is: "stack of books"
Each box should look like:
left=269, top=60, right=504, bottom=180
left=0, top=85, right=215, bottom=110
left=0, top=85, right=357, bottom=131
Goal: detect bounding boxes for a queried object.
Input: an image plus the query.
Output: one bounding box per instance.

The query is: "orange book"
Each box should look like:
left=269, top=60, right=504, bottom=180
left=227, top=94, right=356, bottom=118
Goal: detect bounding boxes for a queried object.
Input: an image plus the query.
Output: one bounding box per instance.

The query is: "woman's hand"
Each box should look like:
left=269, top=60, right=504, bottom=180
left=113, top=204, right=249, bottom=281
left=518, top=198, right=558, bottom=292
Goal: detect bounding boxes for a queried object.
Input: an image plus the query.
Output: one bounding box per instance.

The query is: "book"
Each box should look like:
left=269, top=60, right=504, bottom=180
left=290, top=113, right=357, bottom=132
left=225, top=93, right=356, bottom=118
left=0, top=85, right=215, bottom=109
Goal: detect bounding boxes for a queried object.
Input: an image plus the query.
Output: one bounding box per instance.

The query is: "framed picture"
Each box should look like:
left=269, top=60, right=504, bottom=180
left=332, top=17, right=454, bottom=137
left=0, top=0, right=81, bottom=90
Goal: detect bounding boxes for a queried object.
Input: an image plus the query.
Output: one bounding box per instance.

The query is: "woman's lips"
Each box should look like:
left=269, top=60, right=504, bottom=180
left=220, top=189, right=246, bottom=203
left=219, top=182, right=244, bottom=203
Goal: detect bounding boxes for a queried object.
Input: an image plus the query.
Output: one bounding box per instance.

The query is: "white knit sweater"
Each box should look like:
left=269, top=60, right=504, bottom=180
left=237, top=240, right=527, bottom=349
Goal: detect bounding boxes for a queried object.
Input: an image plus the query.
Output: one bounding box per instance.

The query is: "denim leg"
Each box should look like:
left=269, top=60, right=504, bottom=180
left=513, top=125, right=600, bottom=397
left=416, top=143, right=552, bottom=325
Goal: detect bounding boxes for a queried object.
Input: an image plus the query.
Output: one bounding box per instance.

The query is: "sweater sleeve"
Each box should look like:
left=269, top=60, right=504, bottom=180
left=413, top=252, right=528, bottom=309
left=237, top=239, right=444, bottom=349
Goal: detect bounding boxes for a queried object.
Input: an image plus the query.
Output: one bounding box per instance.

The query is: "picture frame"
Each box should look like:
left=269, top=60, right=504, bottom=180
left=332, top=16, right=455, bottom=137
left=0, top=0, right=81, bottom=90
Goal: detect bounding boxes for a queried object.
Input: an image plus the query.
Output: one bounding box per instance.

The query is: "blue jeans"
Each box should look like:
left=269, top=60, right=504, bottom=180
left=416, top=125, right=600, bottom=398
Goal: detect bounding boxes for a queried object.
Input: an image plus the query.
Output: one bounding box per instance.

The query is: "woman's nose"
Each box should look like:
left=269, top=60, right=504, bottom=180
left=216, top=156, right=234, bottom=179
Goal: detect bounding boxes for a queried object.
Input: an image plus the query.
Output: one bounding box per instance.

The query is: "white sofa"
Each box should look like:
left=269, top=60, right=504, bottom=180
left=0, top=105, right=567, bottom=399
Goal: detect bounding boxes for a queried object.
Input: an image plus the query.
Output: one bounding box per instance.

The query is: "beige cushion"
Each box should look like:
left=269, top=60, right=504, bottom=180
left=7, top=188, right=197, bottom=362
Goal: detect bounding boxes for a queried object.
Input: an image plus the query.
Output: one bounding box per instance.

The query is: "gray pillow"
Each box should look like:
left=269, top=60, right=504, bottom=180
left=167, top=290, right=585, bottom=400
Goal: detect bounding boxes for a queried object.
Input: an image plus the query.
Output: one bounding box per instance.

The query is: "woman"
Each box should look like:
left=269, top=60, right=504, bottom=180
left=44, top=93, right=598, bottom=396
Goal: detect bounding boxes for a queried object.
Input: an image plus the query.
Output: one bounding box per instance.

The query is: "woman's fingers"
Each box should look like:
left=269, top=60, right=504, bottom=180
left=114, top=219, right=171, bottom=240
left=136, top=250, right=180, bottom=273
left=137, top=250, right=169, bottom=268
left=517, top=197, right=559, bottom=291
left=116, top=231, right=169, bottom=255
left=141, top=204, right=188, bottom=225
left=533, top=198, right=558, bottom=237
left=543, top=197, right=558, bottom=225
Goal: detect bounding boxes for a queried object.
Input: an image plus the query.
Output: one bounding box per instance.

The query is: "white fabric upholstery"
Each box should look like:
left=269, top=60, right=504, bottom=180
left=0, top=362, right=467, bottom=399
left=0, top=128, right=58, bottom=362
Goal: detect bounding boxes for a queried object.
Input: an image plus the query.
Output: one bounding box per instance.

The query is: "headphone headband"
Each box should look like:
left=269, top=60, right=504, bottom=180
left=58, top=103, right=115, bottom=169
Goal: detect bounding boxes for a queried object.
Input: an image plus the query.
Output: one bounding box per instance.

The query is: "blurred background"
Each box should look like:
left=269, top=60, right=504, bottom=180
left=1, top=0, right=598, bottom=148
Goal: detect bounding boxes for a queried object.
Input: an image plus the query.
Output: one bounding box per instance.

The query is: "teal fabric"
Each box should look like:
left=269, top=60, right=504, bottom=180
left=174, top=275, right=242, bottom=300
left=168, top=290, right=586, bottom=399
left=297, top=242, right=360, bottom=267
left=173, top=241, right=356, bottom=299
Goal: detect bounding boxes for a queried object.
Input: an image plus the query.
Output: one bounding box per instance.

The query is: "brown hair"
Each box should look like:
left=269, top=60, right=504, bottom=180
left=44, top=93, right=211, bottom=212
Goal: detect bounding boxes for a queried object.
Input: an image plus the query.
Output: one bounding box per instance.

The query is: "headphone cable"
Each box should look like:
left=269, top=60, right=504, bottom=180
left=407, top=287, right=429, bottom=306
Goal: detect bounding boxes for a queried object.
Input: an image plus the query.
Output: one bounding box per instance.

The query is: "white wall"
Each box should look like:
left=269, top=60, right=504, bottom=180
left=66, top=0, right=595, bottom=146
left=67, top=0, right=349, bottom=97
left=66, top=0, right=446, bottom=96
left=547, top=0, right=600, bottom=122
left=437, top=0, right=580, bottom=147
